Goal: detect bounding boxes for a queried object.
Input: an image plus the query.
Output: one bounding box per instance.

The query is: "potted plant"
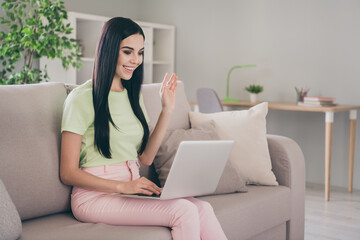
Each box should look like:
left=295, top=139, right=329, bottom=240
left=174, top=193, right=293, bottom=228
left=245, top=84, right=263, bottom=103
left=0, top=0, right=82, bottom=84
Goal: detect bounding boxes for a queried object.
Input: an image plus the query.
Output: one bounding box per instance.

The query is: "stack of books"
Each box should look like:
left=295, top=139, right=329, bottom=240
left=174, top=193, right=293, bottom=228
left=298, top=96, right=336, bottom=107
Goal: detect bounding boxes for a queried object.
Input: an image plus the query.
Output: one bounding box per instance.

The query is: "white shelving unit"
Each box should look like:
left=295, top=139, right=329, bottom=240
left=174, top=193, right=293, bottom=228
left=40, top=12, right=175, bottom=85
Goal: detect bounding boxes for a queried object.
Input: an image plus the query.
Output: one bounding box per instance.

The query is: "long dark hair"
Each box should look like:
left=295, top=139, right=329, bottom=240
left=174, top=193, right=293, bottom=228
left=92, top=17, right=149, bottom=159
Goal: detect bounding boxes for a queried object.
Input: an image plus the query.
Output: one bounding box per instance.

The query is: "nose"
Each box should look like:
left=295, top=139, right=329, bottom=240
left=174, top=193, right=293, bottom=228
left=130, top=53, right=142, bottom=65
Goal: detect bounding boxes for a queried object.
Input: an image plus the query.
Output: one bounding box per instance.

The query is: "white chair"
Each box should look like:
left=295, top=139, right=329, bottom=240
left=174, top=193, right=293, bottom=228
left=196, top=88, right=223, bottom=113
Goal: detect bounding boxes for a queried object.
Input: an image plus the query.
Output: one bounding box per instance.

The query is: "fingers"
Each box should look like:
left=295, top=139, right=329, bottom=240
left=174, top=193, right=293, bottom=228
left=160, top=73, right=178, bottom=96
left=160, top=72, right=169, bottom=95
left=169, top=76, right=178, bottom=92
left=138, top=177, right=162, bottom=195
left=168, top=74, right=178, bottom=91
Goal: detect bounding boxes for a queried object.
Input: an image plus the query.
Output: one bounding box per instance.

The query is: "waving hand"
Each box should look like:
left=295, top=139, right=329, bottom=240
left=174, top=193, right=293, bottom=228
left=159, top=73, right=178, bottom=113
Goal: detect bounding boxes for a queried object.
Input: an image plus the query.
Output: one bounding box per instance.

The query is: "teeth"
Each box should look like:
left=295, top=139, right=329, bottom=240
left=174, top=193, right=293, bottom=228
left=124, top=66, right=135, bottom=71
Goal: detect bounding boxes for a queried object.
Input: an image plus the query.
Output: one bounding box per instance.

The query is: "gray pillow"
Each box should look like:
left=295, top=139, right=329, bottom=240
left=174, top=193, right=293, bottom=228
left=154, top=121, right=247, bottom=195
left=0, top=179, right=22, bottom=240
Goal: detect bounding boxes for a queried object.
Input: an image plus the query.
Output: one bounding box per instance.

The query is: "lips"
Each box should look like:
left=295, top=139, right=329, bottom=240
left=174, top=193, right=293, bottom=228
left=123, top=65, right=136, bottom=73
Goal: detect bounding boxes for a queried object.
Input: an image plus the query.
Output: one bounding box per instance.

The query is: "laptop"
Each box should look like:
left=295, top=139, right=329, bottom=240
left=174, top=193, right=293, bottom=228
left=115, top=140, right=234, bottom=200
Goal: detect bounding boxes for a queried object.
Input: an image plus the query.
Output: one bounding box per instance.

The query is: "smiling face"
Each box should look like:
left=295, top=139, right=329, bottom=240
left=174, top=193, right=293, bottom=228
left=114, top=33, right=144, bottom=81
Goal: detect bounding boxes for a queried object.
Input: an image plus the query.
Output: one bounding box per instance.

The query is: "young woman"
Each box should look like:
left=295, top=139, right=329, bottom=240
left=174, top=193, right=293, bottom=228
left=60, top=17, right=227, bottom=240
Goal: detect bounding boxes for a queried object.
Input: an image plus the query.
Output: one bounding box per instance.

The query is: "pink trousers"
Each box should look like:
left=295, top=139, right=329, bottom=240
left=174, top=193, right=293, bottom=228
left=71, top=160, right=227, bottom=240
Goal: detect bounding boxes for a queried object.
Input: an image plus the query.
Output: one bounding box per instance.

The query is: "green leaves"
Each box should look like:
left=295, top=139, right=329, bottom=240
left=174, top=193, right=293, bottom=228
left=0, top=65, right=50, bottom=84
left=245, top=84, right=264, bottom=94
left=6, top=11, right=15, bottom=21
left=0, top=0, right=82, bottom=84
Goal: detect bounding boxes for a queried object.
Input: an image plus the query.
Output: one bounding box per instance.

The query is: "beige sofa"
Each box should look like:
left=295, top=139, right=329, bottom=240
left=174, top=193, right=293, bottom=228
left=0, top=81, right=305, bottom=240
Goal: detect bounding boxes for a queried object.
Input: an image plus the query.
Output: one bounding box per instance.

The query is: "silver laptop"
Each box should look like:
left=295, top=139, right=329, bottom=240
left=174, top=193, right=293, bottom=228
left=116, top=140, right=234, bottom=200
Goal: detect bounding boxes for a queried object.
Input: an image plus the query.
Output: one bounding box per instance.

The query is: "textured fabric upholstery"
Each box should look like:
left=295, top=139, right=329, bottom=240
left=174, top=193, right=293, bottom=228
left=20, top=186, right=290, bottom=240
left=267, top=134, right=306, bottom=240
left=21, top=186, right=291, bottom=240
left=0, top=179, right=22, bottom=240
left=199, top=185, right=291, bottom=240
left=0, top=83, right=72, bottom=220
left=21, top=213, right=171, bottom=240
left=250, top=223, right=286, bottom=240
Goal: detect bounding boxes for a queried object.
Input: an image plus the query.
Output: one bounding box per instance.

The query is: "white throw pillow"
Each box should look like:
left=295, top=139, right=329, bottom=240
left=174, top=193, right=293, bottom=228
left=189, top=102, right=278, bottom=185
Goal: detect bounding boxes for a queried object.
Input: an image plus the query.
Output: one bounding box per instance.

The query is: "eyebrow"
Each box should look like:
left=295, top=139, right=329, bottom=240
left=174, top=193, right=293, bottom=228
left=121, top=46, right=144, bottom=51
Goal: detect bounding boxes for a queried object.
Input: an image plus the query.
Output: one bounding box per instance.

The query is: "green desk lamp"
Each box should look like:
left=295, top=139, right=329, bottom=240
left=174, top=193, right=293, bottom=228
left=224, top=64, right=256, bottom=102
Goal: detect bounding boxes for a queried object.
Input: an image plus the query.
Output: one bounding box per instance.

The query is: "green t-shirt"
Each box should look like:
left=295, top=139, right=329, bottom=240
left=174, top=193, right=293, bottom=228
left=61, top=80, right=149, bottom=167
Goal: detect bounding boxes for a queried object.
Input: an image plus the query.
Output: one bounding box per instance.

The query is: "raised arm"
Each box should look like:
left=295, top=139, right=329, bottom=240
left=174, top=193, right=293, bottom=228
left=138, top=73, right=178, bottom=166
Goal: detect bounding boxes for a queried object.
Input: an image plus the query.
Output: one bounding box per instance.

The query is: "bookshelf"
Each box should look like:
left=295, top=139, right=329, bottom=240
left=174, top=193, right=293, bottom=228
left=40, top=12, right=175, bottom=85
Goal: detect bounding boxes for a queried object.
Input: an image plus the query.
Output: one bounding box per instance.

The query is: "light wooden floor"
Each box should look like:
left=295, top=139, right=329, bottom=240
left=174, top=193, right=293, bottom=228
left=305, top=183, right=360, bottom=240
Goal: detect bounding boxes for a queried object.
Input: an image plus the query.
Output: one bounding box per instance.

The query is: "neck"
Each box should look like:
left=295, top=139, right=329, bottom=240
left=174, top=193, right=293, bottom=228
left=111, top=77, right=124, bottom=92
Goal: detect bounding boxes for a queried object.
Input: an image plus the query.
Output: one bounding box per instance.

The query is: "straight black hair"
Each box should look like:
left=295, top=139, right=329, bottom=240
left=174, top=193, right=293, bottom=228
left=92, top=17, right=149, bottom=159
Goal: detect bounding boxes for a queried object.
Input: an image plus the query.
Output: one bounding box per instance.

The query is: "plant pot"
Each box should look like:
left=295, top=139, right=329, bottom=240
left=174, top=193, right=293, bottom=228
left=249, top=93, right=258, bottom=103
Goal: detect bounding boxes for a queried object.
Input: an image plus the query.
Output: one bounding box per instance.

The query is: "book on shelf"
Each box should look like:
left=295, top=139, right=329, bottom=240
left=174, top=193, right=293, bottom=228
left=298, top=96, right=337, bottom=107
left=298, top=102, right=337, bottom=107
left=303, top=96, right=335, bottom=102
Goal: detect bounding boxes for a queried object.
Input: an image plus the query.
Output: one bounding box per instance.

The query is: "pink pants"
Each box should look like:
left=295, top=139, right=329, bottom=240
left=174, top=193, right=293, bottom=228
left=71, top=161, right=227, bottom=240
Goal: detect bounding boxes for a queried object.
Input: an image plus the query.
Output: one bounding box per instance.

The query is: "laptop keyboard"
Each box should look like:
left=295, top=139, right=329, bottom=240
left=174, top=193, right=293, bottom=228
left=134, top=193, right=161, bottom=197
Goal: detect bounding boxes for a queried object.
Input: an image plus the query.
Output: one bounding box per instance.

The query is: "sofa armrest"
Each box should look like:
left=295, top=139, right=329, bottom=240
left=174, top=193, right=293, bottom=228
left=267, top=134, right=305, bottom=240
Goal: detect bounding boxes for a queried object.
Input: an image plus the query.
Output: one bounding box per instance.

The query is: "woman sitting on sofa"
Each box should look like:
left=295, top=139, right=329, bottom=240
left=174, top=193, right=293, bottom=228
left=59, top=16, right=227, bottom=240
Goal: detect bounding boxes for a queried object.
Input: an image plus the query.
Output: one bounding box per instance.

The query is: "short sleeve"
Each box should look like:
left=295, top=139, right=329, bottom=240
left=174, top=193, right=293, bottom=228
left=61, top=90, right=94, bottom=135
left=139, top=93, right=150, bottom=123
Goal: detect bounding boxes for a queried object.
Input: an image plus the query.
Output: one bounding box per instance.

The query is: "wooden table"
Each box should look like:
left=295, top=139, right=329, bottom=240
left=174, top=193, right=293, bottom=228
left=190, top=100, right=360, bottom=201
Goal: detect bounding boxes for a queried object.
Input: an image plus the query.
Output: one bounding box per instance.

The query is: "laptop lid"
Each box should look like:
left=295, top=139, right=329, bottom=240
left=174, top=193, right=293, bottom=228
left=160, top=140, right=234, bottom=200
left=116, top=140, right=234, bottom=200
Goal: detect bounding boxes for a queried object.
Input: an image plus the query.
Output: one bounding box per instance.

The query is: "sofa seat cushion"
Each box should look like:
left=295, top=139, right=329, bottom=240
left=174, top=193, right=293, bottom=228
left=21, top=186, right=291, bottom=240
left=198, top=185, right=291, bottom=240
left=21, top=212, right=172, bottom=240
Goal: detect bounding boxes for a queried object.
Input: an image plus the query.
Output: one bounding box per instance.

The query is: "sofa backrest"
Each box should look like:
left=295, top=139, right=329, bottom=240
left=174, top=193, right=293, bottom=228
left=140, top=81, right=191, bottom=131
left=0, top=82, right=71, bottom=221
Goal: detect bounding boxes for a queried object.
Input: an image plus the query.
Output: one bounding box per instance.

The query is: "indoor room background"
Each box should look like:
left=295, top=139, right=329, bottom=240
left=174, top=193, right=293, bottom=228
left=2, top=0, right=360, bottom=190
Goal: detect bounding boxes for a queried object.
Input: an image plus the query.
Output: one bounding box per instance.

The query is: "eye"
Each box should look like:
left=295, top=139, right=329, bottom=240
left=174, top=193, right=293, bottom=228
left=123, top=50, right=131, bottom=55
left=138, top=51, right=144, bottom=56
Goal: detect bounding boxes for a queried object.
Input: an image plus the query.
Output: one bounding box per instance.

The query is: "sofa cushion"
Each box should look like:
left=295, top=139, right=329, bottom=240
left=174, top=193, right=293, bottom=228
left=0, top=83, right=71, bottom=220
left=0, top=179, right=22, bottom=240
left=21, top=212, right=172, bottom=240
left=251, top=223, right=286, bottom=240
left=198, top=185, right=291, bottom=240
left=189, top=102, right=278, bottom=186
left=140, top=81, right=191, bottom=131
left=154, top=120, right=247, bottom=195
left=20, top=186, right=290, bottom=240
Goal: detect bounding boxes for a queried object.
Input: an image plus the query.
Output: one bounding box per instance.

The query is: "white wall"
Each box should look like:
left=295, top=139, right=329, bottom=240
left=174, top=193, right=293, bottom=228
left=137, top=0, right=360, bottom=190
left=63, top=0, right=141, bottom=19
